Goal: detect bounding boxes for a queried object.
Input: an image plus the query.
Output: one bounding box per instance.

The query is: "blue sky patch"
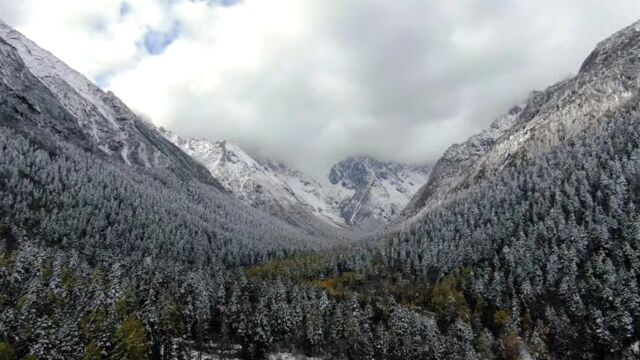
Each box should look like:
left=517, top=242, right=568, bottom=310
left=119, top=2, right=132, bottom=19
left=95, top=73, right=112, bottom=89
left=143, top=24, right=180, bottom=55
left=220, top=0, right=242, bottom=6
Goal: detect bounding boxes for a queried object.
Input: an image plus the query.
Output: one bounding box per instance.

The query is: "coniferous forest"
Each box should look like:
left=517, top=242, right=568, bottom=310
left=2, top=11, right=640, bottom=360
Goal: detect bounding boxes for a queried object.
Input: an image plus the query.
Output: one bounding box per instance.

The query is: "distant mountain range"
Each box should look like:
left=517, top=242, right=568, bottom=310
left=161, top=129, right=431, bottom=230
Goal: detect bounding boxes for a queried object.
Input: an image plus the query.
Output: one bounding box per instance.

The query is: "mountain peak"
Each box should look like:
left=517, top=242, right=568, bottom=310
left=329, top=156, right=377, bottom=188
left=162, top=130, right=432, bottom=229
left=579, top=19, right=640, bottom=74
left=327, top=155, right=432, bottom=226
left=330, top=155, right=430, bottom=188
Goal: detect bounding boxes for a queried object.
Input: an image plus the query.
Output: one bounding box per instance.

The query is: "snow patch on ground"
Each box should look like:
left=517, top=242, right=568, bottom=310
left=267, top=353, right=323, bottom=360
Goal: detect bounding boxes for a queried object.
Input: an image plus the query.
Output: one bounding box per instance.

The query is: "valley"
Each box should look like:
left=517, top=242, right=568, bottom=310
left=2, top=13, right=640, bottom=360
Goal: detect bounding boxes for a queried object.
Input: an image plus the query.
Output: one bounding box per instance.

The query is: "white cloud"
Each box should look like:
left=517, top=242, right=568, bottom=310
left=0, top=1, right=28, bottom=25
left=9, top=0, right=174, bottom=79
left=3, top=0, right=640, bottom=175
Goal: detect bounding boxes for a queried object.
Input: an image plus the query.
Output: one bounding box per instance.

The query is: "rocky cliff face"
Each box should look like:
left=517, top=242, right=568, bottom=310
left=402, top=105, right=523, bottom=218
left=329, top=156, right=431, bottom=227
left=403, top=20, right=640, bottom=220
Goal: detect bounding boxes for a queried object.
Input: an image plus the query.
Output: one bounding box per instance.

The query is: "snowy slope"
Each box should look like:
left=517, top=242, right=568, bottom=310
left=0, top=20, right=219, bottom=186
left=404, top=19, right=640, bottom=220
left=0, top=20, right=132, bottom=159
left=329, top=156, right=432, bottom=227
left=162, top=130, right=431, bottom=229
left=402, top=105, right=523, bottom=218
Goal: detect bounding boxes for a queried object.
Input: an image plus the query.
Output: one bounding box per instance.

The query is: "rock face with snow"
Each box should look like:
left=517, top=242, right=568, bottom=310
left=403, top=19, right=640, bottom=220
left=329, top=156, right=431, bottom=227
left=162, top=131, right=349, bottom=232
left=163, top=131, right=431, bottom=229
left=402, top=105, right=523, bottom=217
left=0, top=20, right=220, bottom=188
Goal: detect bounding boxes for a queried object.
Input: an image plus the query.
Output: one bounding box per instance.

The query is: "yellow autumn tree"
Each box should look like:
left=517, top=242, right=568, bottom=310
left=115, top=317, right=150, bottom=360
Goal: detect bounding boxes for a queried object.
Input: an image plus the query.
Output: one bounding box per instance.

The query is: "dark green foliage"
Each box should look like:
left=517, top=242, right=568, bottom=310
left=115, top=317, right=150, bottom=360
left=376, top=104, right=640, bottom=358
left=0, top=342, right=16, bottom=360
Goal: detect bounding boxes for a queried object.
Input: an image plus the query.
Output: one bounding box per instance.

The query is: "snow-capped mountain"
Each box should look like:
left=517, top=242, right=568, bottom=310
left=162, top=130, right=349, bottom=229
left=162, top=130, right=431, bottom=229
left=329, top=156, right=431, bottom=227
left=0, top=20, right=220, bottom=188
left=403, top=19, right=640, bottom=220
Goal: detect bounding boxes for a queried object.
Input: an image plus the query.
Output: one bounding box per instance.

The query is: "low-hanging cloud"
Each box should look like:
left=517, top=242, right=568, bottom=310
left=4, top=0, right=640, bottom=176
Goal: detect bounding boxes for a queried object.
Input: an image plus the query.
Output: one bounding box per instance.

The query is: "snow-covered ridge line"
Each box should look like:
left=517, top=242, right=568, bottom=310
left=0, top=21, right=122, bottom=145
left=161, top=129, right=432, bottom=229
left=404, top=19, right=640, bottom=220
left=0, top=20, right=223, bottom=185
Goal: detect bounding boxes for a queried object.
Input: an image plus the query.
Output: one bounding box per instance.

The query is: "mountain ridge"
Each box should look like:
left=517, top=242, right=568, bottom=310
left=161, top=128, right=431, bottom=230
left=0, top=19, right=225, bottom=190
left=403, top=19, right=640, bottom=221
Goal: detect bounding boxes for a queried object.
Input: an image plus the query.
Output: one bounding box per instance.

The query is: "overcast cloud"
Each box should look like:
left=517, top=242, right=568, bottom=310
left=3, top=0, right=640, bottom=176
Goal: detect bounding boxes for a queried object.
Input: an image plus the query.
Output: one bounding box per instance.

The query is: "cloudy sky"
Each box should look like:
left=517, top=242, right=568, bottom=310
left=2, top=1, right=640, bottom=176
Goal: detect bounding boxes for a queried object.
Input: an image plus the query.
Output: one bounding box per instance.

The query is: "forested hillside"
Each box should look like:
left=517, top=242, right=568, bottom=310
left=404, top=19, right=640, bottom=221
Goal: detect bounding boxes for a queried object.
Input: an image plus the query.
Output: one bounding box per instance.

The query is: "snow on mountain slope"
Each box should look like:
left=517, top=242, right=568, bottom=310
left=162, top=130, right=431, bottom=229
left=0, top=20, right=129, bottom=155
left=162, top=130, right=349, bottom=229
left=404, top=19, right=640, bottom=220
left=0, top=20, right=219, bottom=186
left=402, top=105, right=523, bottom=218
left=329, top=156, right=431, bottom=227
left=261, top=159, right=351, bottom=227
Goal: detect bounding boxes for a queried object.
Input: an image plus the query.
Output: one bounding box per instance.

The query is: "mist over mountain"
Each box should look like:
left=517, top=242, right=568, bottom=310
left=161, top=128, right=431, bottom=231
left=6, top=0, right=640, bottom=177
left=3, top=10, right=640, bottom=360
